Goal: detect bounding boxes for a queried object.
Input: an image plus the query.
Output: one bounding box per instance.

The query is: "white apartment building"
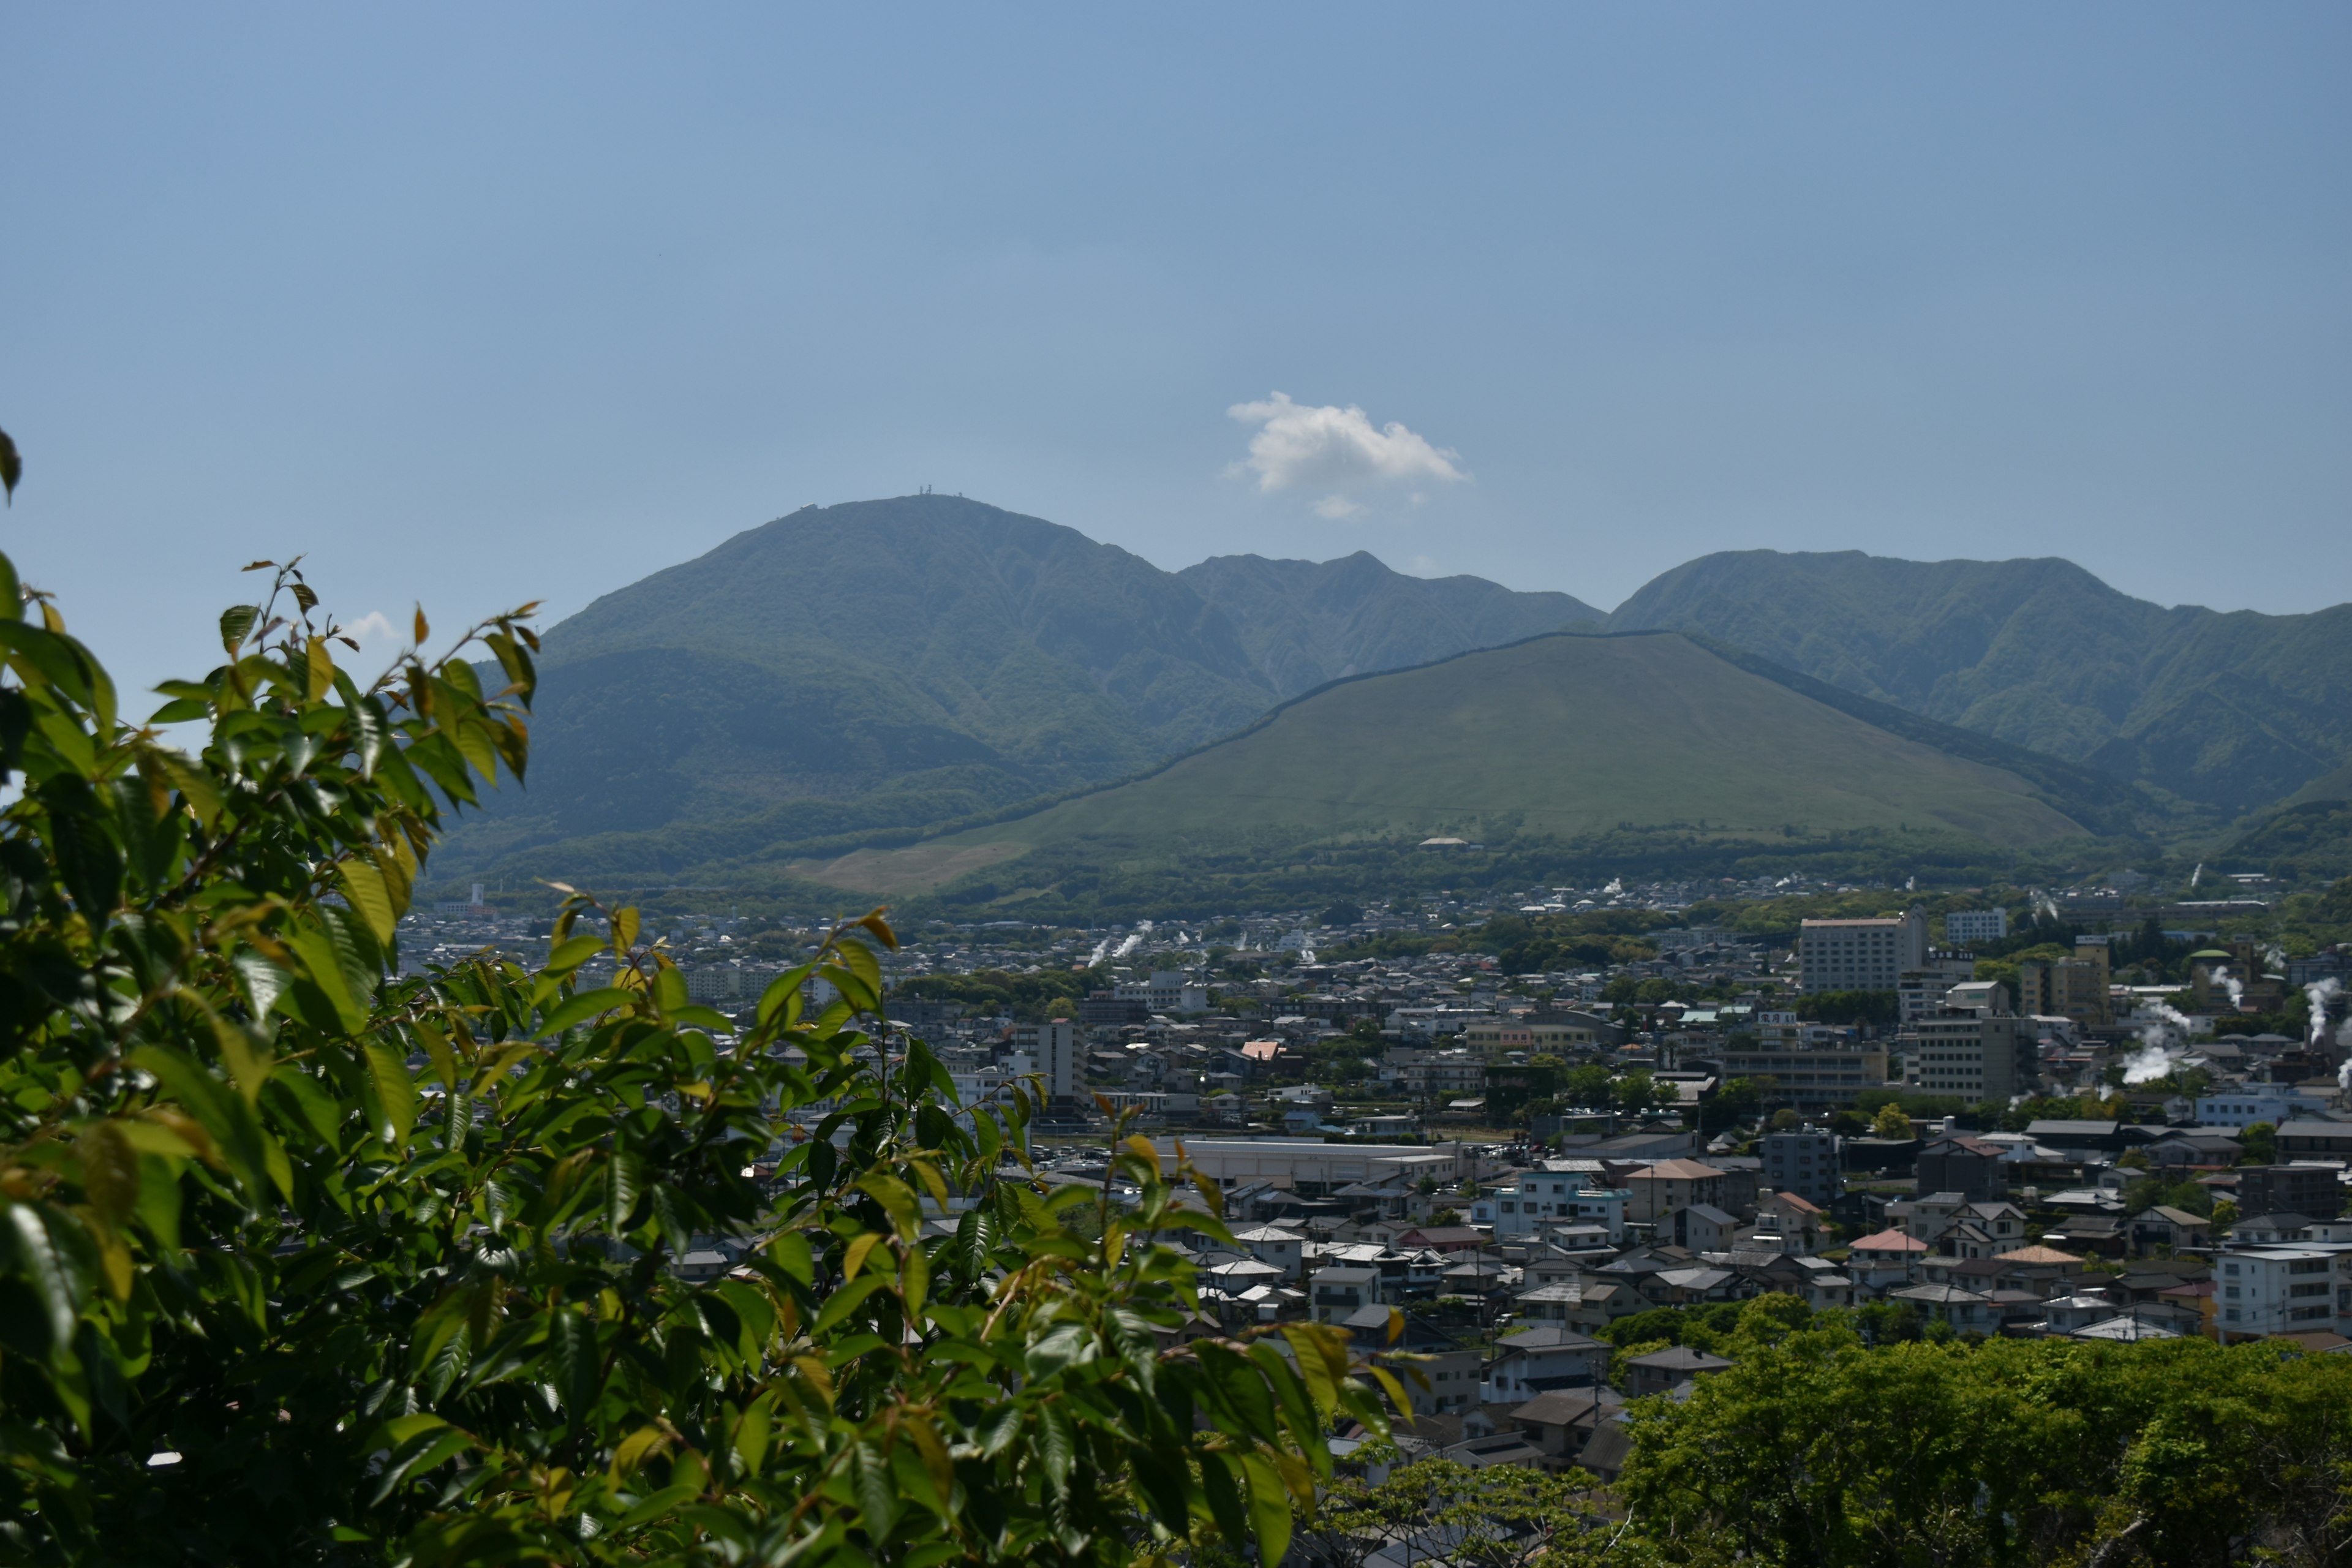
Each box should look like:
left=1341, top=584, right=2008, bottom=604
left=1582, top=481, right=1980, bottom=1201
left=1016, top=1020, right=1086, bottom=1102
left=2217, top=1247, right=2349, bottom=1340
left=1801, top=910, right=1928, bottom=994
left=1493, top=1175, right=1630, bottom=1243
left=1943, top=910, right=2009, bottom=944
left=1115, top=971, right=1208, bottom=1015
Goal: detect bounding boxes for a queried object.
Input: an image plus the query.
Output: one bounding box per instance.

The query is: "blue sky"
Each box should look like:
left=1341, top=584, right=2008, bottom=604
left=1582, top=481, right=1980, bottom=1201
left=4, top=6, right=2346, bottom=694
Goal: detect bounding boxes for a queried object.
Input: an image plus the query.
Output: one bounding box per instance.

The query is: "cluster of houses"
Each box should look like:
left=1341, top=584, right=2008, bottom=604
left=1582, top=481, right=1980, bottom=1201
left=978, top=1118, right=2352, bottom=1481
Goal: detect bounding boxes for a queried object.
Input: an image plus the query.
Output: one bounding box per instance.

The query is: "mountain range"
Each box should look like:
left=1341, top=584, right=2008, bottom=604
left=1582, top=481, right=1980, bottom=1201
left=438, top=495, right=2352, bottom=893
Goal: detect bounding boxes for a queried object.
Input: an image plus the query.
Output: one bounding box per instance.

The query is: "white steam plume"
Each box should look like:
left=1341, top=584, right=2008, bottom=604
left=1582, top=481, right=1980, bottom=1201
left=2190, top=862, right=2203, bottom=889
left=2123, top=999, right=2195, bottom=1085
left=2309, top=977, right=2343, bottom=1047
left=2211, top=964, right=2243, bottom=1009
left=1087, top=938, right=1111, bottom=966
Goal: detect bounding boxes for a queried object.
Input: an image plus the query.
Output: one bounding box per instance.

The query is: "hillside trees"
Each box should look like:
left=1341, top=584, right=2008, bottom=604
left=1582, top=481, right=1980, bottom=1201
left=0, top=532, right=1389, bottom=1564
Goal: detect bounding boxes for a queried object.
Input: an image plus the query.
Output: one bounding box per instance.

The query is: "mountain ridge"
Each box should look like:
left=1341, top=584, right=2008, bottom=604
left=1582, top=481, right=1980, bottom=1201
left=1607, top=548, right=2352, bottom=810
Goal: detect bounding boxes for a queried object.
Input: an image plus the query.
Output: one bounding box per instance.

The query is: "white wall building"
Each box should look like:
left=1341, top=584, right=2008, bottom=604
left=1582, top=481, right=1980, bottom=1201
left=2195, top=1084, right=2332, bottom=1129
left=1493, top=1175, right=1630, bottom=1242
left=2217, top=1246, right=2349, bottom=1339
left=1943, top=910, right=2009, bottom=944
left=1115, top=971, right=1208, bottom=1015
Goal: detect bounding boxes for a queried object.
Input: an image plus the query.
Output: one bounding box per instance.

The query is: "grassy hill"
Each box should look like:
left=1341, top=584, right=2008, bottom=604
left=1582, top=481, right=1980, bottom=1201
left=433, top=495, right=1599, bottom=880
left=785, top=631, right=2090, bottom=900
left=1608, top=550, right=2352, bottom=812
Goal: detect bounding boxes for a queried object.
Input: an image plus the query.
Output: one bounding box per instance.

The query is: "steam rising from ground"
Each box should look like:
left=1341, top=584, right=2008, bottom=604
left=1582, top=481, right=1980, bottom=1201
left=2310, top=978, right=2343, bottom=1046
left=2121, top=997, right=2200, bottom=1085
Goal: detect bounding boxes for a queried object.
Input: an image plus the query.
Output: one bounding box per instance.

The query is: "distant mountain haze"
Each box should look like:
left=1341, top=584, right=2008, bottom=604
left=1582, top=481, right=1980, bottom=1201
left=1608, top=549, right=2352, bottom=812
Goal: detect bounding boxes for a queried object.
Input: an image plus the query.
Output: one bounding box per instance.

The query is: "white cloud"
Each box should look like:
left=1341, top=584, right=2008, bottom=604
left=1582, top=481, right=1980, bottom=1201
left=1313, top=494, right=1365, bottom=519
left=336, top=611, right=407, bottom=673
left=1226, top=392, right=1468, bottom=499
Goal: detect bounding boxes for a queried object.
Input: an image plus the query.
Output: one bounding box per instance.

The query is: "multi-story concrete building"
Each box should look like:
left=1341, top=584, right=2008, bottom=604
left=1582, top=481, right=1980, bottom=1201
left=1897, top=953, right=1982, bottom=1023
left=1493, top=1174, right=1630, bottom=1242
left=1458, top=1018, right=1608, bottom=1060
left=2015, top=938, right=2112, bottom=1028
left=2234, top=1164, right=2346, bottom=1220
left=1016, top=1020, right=1087, bottom=1103
left=1114, top=971, right=1208, bottom=1016
left=1713, top=1038, right=1888, bottom=1109
left=2217, top=1247, right=2347, bottom=1340
left=1943, top=909, right=2009, bottom=944
left=1800, top=910, right=1927, bottom=994
left=1904, top=988, right=2036, bottom=1103
left=1761, top=1128, right=1841, bottom=1207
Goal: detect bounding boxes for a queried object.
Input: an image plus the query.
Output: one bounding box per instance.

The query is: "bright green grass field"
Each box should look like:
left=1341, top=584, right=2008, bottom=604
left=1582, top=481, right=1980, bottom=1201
left=799, top=631, right=2086, bottom=894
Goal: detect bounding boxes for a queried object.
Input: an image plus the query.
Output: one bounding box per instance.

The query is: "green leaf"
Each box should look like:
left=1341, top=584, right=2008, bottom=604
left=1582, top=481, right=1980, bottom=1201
left=0, top=1201, right=90, bottom=1358
left=336, top=859, right=397, bottom=947
left=539, top=987, right=635, bottom=1037
left=361, top=1038, right=417, bottom=1148
left=1238, top=1450, right=1293, bottom=1568
left=605, top=1148, right=642, bottom=1233
left=549, top=1310, right=599, bottom=1417
left=1036, top=1401, right=1074, bottom=1498
left=810, top=1275, right=888, bottom=1336
left=219, top=604, right=259, bottom=652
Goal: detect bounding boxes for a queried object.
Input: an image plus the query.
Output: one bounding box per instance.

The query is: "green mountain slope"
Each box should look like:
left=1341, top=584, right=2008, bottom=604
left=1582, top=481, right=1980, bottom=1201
left=436, top=495, right=1604, bottom=875
left=791, top=631, right=2088, bottom=897
left=1608, top=550, right=2352, bottom=811
left=1176, top=551, right=1600, bottom=698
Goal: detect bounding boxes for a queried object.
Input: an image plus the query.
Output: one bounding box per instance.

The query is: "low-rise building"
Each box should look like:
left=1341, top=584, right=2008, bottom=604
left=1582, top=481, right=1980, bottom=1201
left=1622, top=1346, right=1734, bottom=1396
left=1481, top=1325, right=1609, bottom=1402
left=1626, top=1159, right=1730, bottom=1222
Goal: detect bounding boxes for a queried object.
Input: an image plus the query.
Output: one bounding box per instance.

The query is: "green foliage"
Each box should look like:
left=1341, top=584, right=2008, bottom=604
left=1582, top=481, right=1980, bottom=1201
left=2120, top=1175, right=2212, bottom=1218
left=1870, top=1103, right=1915, bottom=1140
left=1698, top=1076, right=1771, bottom=1133
left=1792, top=990, right=1898, bottom=1028
left=893, top=966, right=1102, bottom=1022
left=1616, top=1322, right=2352, bottom=1566
left=0, top=551, right=1392, bottom=1565
left=1297, top=1453, right=1608, bottom=1568
left=2241, top=1121, right=2278, bottom=1166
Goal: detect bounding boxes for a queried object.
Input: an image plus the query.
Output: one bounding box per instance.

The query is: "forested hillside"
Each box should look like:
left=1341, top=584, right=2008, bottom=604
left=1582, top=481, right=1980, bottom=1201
left=1610, top=549, right=2352, bottom=810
